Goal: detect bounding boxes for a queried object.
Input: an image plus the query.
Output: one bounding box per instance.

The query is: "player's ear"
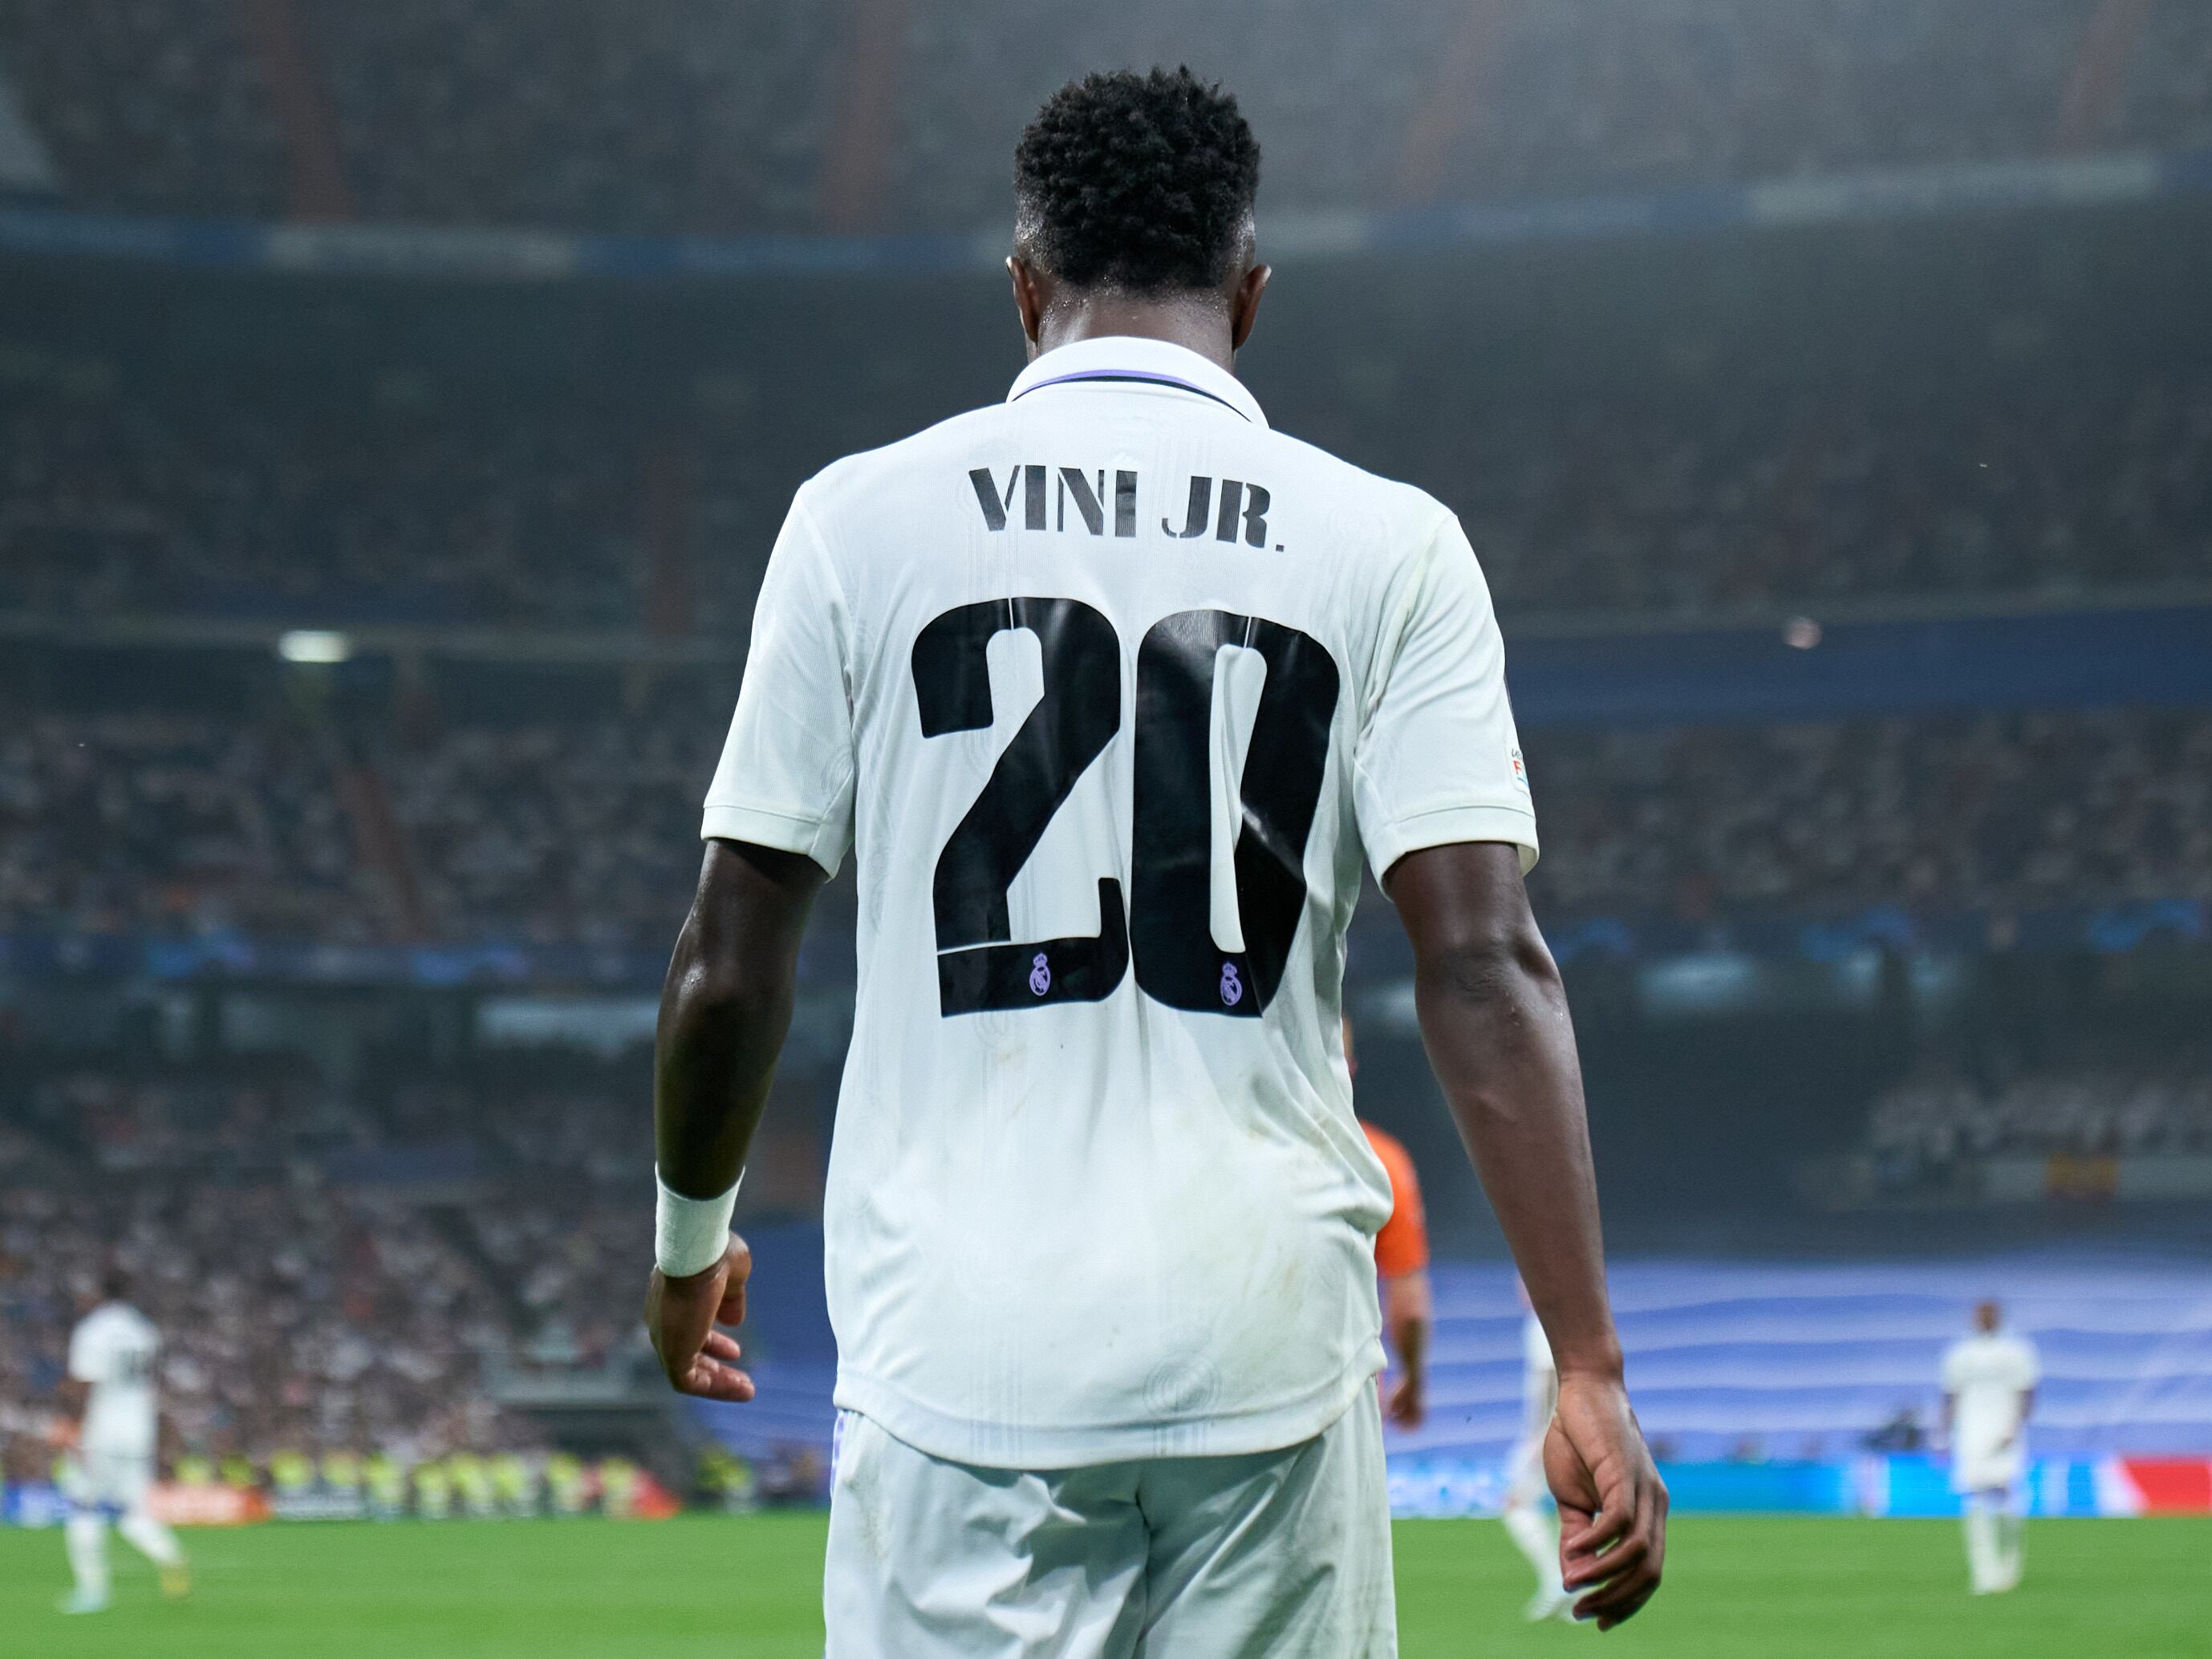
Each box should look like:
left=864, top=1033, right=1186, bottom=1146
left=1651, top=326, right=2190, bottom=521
left=1230, top=263, right=1271, bottom=352
left=1008, top=257, right=1047, bottom=352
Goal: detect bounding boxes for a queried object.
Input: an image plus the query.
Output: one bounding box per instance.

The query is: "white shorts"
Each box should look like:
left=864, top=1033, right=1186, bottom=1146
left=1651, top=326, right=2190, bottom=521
left=63, top=1449, right=156, bottom=1515
left=1952, top=1446, right=2026, bottom=1496
left=824, top=1399, right=1396, bottom=1658
left=1502, top=1434, right=1548, bottom=1511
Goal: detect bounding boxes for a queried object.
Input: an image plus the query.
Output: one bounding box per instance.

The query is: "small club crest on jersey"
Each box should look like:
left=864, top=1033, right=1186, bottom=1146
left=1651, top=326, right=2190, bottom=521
left=1220, top=963, right=1243, bottom=1007
left=1029, top=953, right=1052, bottom=997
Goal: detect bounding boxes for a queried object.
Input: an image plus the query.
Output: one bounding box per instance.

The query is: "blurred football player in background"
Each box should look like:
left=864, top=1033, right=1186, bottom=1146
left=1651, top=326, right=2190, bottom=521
left=1503, top=1280, right=1574, bottom=1621
left=53, top=1268, right=189, bottom=1613
left=1942, top=1298, right=2040, bottom=1595
left=1345, top=1016, right=1432, bottom=1429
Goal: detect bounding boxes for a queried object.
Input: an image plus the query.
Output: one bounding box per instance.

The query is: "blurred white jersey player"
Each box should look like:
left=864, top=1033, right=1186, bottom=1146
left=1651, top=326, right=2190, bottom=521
left=1941, top=1298, right=2039, bottom=1596
left=1501, top=1291, right=1573, bottom=1621
left=56, top=1272, right=189, bottom=1612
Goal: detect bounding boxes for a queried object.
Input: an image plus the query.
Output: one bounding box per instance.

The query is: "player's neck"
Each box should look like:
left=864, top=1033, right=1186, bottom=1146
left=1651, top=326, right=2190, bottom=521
left=1032, top=294, right=1236, bottom=374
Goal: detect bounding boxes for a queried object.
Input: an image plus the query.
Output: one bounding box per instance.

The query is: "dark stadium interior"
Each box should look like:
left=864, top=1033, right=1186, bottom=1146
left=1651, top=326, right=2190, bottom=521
left=1, top=4, right=2209, bottom=1623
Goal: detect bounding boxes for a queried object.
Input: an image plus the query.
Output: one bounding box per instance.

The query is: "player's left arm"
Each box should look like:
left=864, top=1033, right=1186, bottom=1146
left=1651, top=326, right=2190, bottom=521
left=644, top=837, right=825, bottom=1401
left=1390, top=842, right=1666, bottom=1629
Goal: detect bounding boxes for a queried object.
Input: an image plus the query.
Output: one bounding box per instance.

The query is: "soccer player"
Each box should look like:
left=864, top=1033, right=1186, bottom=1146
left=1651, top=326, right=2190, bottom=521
left=1503, top=1285, right=1575, bottom=1620
left=645, top=67, right=1666, bottom=1653
left=1345, top=1017, right=1432, bottom=1430
left=53, top=1270, right=189, bottom=1613
left=1942, top=1298, right=2039, bottom=1595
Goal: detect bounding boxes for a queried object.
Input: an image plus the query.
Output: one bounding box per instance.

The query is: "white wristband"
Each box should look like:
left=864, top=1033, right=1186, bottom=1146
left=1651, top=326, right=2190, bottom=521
left=655, top=1166, right=741, bottom=1278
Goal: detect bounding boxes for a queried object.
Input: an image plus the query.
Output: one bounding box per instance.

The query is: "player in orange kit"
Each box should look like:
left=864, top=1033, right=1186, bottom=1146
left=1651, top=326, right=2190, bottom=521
left=1346, top=1018, right=1433, bottom=1429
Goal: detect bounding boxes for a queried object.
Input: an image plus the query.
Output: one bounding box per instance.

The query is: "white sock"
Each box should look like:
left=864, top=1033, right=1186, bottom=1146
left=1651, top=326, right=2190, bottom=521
left=65, top=1513, right=110, bottom=1600
left=119, top=1509, right=185, bottom=1570
left=1503, top=1501, right=1563, bottom=1596
left=1997, top=1507, right=2024, bottom=1583
left=1962, top=1498, right=2000, bottom=1592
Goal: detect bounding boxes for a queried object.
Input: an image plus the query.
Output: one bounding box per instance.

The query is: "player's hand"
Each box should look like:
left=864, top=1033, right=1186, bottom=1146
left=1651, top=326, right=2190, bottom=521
left=644, top=1235, right=755, bottom=1402
left=48, top=1417, right=80, bottom=1450
left=1544, top=1370, right=1667, bottom=1629
left=1382, top=1371, right=1426, bottom=1430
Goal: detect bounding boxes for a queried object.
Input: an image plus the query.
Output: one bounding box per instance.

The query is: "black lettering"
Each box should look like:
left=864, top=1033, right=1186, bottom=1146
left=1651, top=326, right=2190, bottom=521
left=969, top=467, right=1017, bottom=532
left=1115, top=470, right=1138, bottom=537
left=1132, top=609, right=1340, bottom=1016
left=1024, top=464, right=1048, bottom=531
left=1215, top=480, right=1244, bottom=542
left=1241, top=484, right=1270, bottom=548
left=911, top=597, right=1128, bottom=1014
left=1165, top=476, right=1212, bottom=538
left=1057, top=468, right=1107, bottom=536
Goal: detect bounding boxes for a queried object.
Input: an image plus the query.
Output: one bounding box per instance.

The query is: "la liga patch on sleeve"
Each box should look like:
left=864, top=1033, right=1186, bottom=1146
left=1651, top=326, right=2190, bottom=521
left=1508, top=746, right=1529, bottom=793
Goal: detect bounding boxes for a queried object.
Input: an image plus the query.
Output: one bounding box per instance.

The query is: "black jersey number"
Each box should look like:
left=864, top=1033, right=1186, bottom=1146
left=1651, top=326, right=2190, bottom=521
left=911, top=598, right=1129, bottom=1016
left=910, top=598, right=1339, bottom=1019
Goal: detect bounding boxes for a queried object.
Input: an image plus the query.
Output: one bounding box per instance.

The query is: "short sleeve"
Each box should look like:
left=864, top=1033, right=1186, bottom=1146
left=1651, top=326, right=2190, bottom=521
left=1940, top=1343, right=1966, bottom=1392
left=1353, top=511, right=1538, bottom=879
left=701, top=491, right=858, bottom=876
left=67, top=1320, right=104, bottom=1385
left=2010, top=1341, right=2040, bottom=1390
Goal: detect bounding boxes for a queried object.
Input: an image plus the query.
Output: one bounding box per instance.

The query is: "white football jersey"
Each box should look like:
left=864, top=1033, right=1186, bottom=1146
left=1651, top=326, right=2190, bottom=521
left=1942, top=1329, right=2039, bottom=1462
left=706, top=336, right=1536, bottom=1467
left=67, top=1301, right=160, bottom=1458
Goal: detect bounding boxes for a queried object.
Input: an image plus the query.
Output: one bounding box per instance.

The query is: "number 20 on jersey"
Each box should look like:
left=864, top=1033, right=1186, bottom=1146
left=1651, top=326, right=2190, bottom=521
left=911, top=597, right=1339, bottom=1021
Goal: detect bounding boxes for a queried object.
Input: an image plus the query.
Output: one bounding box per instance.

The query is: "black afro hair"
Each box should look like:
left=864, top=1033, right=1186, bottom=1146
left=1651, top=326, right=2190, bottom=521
left=1014, top=67, right=1260, bottom=294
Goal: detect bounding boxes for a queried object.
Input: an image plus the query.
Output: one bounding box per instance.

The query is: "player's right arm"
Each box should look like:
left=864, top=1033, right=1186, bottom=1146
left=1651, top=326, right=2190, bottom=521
left=1387, top=842, right=1666, bottom=1629
left=49, top=1381, right=87, bottom=1447
left=645, top=838, right=825, bottom=1401
left=647, top=489, right=848, bottom=1403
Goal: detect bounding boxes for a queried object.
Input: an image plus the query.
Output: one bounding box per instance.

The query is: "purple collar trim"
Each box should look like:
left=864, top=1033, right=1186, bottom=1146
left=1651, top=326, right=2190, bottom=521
left=1012, top=367, right=1253, bottom=421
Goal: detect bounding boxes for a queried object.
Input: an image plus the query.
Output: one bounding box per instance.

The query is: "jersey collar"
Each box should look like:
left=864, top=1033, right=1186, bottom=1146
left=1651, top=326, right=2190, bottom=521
left=1007, top=337, right=1268, bottom=429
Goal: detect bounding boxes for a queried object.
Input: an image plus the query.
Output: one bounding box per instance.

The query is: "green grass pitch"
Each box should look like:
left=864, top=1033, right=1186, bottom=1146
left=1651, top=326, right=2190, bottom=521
left=2, top=1515, right=2203, bottom=1657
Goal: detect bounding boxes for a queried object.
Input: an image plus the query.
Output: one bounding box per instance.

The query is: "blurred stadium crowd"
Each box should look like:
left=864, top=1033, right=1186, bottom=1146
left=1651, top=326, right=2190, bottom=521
left=1863, top=1050, right=2212, bottom=1174
left=6, top=703, right=2206, bottom=944
left=6, top=1040, right=2206, bottom=1481
left=2, top=0, right=2210, bottom=233
left=0, top=1052, right=826, bottom=1491
left=1, top=0, right=2207, bottom=1512
left=2, top=369, right=2207, bottom=627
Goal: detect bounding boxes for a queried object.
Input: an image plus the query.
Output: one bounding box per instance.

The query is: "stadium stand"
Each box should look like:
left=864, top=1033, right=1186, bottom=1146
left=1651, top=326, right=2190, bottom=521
left=0, top=0, right=290, bottom=220
left=298, top=0, right=838, bottom=236
left=2, top=367, right=2208, bottom=628
left=1866, top=1053, right=2212, bottom=1167
left=1399, top=1258, right=2212, bottom=1462
left=0, top=1049, right=831, bottom=1481
left=14, top=1041, right=2204, bottom=1486
left=1374, top=375, right=2212, bottom=616
left=0, top=708, right=363, bottom=939
left=0, top=1148, right=516, bottom=1473
left=0, top=0, right=2206, bottom=1549
left=0, top=386, right=658, bottom=628
left=1528, top=709, right=2212, bottom=925
left=6, top=701, right=2204, bottom=948
left=2, top=3, right=2211, bottom=233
